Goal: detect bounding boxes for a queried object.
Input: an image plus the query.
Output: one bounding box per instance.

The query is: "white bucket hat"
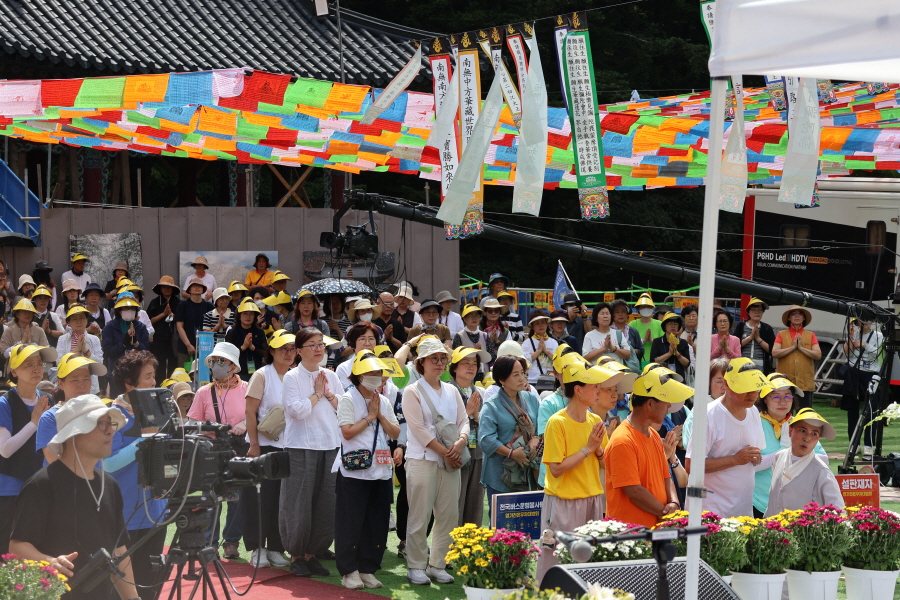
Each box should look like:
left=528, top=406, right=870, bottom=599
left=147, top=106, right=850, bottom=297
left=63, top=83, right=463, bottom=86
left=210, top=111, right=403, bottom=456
left=415, top=336, right=451, bottom=360
left=47, top=394, right=126, bottom=456
left=211, top=287, right=230, bottom=305
left=496, top=339, right=532, bottom=370
left=205, top=341, right=241, bottom=373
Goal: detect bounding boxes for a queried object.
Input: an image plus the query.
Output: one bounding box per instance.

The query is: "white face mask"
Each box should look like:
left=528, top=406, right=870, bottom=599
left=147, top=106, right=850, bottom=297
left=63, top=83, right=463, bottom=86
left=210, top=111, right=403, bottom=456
left=361, top=375, right=382, bottom=391
left=465, top=326, right=481, bottom=334
left=255, top=300, right=266, bottom=310
left=358, top=313, right=373, bottom=322
left=121, top=310, right=137, bottom=322
left=639, top=308, right=654, bottom=317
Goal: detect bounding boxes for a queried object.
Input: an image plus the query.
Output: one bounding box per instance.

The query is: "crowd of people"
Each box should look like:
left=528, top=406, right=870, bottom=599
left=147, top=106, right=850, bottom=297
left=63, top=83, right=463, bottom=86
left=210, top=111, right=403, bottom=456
left=0, top=256, right=861, bottom=599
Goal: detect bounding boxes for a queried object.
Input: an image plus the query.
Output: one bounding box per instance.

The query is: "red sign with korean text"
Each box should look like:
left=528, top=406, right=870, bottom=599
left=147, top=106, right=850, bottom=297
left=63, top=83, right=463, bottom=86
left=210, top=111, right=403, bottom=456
left=835, top=474, right=880, bottom=508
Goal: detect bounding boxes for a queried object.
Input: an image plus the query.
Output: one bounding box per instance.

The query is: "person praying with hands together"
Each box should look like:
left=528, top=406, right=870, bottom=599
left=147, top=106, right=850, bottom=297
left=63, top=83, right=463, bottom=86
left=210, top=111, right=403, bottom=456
left=280, top=327, right=343, bottom=579
left=710, top=310, right=741, bottom=360
left=225, top=298, right=268, bottom=382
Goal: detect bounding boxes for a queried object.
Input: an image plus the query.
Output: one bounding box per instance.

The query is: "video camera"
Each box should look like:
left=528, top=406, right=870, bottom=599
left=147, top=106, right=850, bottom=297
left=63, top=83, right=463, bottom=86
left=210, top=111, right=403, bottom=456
left=319, top=224, right=379, bottom=259
left=128, top=388, right=289, bottom=502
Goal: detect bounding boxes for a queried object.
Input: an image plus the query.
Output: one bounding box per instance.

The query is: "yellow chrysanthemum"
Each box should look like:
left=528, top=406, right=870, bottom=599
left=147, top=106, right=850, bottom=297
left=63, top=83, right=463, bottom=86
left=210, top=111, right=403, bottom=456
left=460, top=565, right=469, bottom=573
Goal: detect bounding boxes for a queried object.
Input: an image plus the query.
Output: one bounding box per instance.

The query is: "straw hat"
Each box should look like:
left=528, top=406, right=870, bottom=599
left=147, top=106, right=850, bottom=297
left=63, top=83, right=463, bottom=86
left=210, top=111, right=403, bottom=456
left=782, top=305, right=812, bottom=327
left=153, top=276, right=180, bottom=295
left=346, top=299, right=382, bottom=321
left=185, top=277, right=208, bottom=294
left=191, top=256, right=209, bottom=268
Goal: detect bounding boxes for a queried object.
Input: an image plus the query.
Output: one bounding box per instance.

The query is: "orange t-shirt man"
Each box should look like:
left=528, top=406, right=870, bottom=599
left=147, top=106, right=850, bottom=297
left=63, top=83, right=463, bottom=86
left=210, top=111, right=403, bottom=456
left=605, top=419, right=671, bottom=528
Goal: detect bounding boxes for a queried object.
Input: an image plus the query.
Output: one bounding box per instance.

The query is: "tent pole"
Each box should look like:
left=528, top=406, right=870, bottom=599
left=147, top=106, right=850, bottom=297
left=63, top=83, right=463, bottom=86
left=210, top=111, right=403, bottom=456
left=684, top=75, right=728, bottom=599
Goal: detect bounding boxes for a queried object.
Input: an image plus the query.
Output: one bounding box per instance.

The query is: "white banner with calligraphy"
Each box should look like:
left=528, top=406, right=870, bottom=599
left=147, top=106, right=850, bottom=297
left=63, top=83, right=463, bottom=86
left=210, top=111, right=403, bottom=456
left=512, top=31, right=548, bottom=217
left=480, top=41, right=522, bottom=128
left=426, top=55, right=460, bottom=201
left=506, top=26, right=529, bottom=98
left=437, top=74, right=504, bottom=227
left=450, top=38, right=484, bottom=239
left=562, top=27, right=609, bottom=219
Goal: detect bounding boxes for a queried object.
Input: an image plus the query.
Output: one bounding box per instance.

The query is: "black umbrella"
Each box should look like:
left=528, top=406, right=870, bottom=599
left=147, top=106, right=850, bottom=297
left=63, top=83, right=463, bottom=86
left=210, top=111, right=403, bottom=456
left=300, top=278, right=373, bottom=296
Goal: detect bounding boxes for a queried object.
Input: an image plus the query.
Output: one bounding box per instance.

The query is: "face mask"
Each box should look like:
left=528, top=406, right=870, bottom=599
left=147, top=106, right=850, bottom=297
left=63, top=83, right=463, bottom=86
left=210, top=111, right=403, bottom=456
left=358, top=313, right=373, bottom=322
left=121, top=310, right=137, bottom=322
left=465, top=326, right=481, bottom=334
left=211, top=363, right=232, bottom=380
left=255, top=300, right=266, bottom=310
left=639, top=308, right=653, bottom=317
left=361, top=375, right=382, bottom=391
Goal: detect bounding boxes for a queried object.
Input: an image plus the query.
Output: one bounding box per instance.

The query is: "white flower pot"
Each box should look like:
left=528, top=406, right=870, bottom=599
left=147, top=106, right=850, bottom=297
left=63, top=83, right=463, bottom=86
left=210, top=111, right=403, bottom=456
left=730, top=571, right=786, bottom=600
left=721, top=574, right=733, bottom=586
left=784, top=569, right=841, bottom=600
left=463, top=586, right=524, bottom=600
left=843, top=566, right=900, bottom=600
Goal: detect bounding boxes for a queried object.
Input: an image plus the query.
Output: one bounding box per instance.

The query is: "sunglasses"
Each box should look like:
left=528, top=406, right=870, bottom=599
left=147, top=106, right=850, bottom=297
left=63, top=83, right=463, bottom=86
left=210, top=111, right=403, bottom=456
left=208, top=358, right=233, bottom=367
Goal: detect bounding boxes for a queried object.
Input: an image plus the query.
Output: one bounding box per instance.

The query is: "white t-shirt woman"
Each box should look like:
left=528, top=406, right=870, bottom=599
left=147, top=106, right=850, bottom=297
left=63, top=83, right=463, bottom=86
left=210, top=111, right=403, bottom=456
left=582, top=329, right=632, bottom=365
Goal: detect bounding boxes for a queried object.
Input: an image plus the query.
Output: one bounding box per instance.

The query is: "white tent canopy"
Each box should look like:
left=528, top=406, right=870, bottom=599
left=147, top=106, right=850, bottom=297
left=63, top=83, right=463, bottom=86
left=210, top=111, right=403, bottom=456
left=708, top=0, right=900, bottom=82
left=685, top=1, right=899, bottom=597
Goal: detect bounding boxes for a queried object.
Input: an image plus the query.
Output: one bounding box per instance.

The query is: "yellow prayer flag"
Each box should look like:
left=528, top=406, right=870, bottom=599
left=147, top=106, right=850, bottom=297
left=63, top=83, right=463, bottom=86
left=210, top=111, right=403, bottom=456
left=123, top=74, right=169, bottom=105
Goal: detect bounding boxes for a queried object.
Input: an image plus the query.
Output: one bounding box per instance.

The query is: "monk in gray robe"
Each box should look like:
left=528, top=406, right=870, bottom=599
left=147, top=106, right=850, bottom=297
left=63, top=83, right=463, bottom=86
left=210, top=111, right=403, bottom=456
left=764, top=407, right=843, bottom=517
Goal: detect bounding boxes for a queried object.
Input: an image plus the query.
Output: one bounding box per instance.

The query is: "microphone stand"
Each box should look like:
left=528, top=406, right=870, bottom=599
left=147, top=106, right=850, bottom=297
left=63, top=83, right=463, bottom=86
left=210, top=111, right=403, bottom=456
left=556, top=525, right=709, bottom=600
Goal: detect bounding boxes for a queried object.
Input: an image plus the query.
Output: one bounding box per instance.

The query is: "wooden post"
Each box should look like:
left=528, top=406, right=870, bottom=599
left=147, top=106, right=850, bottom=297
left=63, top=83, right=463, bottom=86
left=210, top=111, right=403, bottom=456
left=137, top=168, right=143, bottom=207
left=121, top=151, right=132, bottom=206
left=54, top=151, right=68, bottom=204
left=111, top=153, right=122, bottom=205
left=36, top=164, right=43, bottom=202
left=69, top=147, right=80, bottom=203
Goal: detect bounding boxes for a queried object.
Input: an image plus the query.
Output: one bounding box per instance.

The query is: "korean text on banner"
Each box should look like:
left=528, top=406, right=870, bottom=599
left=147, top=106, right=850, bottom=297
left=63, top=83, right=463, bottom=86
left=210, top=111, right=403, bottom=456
left=719, top=75, right=748, bottom=213
left=835, top=474, right=880, bottom=508
left=491, top=491, right=544, bottom=539
left=196, top=331, right=216, bottom=386
left=512, top=28, right=548, bottom=217
left=436, top=74, right=504, bottom=227
left=562, top=14, right=609, bottom=220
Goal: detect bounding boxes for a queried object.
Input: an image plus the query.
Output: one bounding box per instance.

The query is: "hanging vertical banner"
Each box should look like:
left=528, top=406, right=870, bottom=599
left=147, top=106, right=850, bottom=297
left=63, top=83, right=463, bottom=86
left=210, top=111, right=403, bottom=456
left=480, top=27, right=522, bottom=128
left=450, top=31, right=485, bottom=239
left=449, top=33, right=460, bottom=68
left=719, top=75, right=748, bottom=213
left=512, top=27, right=548, bottom=216
left=795, top=182, right=821, bottom=209
left=778, top=77, right=820, bottom=206
left=784, top=75, right=800, bottom=123
left=553, top=15, right=570, bottom=109
left=425, top=37, right=460, bottom=206
left=562, top=12, right=609, bottom=220
left=764, top=75, right=787, bottom=111
left=506, top=23, right=530, bottom=98
left=436, top=75, right=504, bottom=227
left=360, top=44, right=422, bottom=125
left=700, top=1, right=716, bottom=46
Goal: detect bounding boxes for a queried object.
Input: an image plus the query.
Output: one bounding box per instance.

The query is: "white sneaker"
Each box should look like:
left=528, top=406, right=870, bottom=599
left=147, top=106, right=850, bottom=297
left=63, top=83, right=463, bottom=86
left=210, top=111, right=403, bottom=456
left=359, top=573, right=383, bottom=588
left=250, top=548, right=269, bottom=568
left=407, top=568, right=430, bottom=585
left=864, top=446, right=874, bottom=457
left=342, top=571, right=364, bottom=590
left=389, top=511, right=397, bottom=531
left=426, top=565, right=455, bottom=584
left=266, top=550, right=291, bottom=567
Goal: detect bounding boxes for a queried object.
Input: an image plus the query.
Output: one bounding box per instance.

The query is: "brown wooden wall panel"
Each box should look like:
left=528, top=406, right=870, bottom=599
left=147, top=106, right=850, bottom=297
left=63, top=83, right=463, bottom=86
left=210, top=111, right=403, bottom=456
left=5, top=207, right=459, bottom=301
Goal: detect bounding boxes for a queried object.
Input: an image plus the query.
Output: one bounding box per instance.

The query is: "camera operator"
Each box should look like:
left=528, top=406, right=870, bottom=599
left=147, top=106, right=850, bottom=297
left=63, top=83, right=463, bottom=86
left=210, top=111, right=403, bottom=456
left=104, top=351, right=167, bottom=600
left=186, top=342, right=248, bottom=559
left=10, top=394, right=140, bottom=600
left=841, top=318, right=884, bottom=456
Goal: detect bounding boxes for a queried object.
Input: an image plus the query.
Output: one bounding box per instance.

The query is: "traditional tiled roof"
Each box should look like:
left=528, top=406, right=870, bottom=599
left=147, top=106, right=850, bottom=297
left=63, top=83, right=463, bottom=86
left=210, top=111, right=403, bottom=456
left=0, top=0, right=436, bottom=85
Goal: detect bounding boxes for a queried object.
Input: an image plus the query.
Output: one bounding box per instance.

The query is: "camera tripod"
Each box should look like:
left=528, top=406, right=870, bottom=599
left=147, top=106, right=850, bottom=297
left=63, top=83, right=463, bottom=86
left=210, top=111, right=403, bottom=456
left=156, top=497, right=236, bottom=600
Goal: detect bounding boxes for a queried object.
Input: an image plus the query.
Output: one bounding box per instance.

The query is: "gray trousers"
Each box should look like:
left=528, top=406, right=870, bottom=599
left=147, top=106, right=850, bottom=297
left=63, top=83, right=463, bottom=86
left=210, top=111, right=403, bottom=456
left=458, top=457, right=484, bottom=527
left=279, top=447, right=337, bottom=557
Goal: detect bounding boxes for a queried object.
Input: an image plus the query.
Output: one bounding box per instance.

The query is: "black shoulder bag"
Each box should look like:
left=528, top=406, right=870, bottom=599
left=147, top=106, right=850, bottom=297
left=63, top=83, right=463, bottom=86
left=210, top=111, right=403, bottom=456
left=341, top=418, right=380, bottom=471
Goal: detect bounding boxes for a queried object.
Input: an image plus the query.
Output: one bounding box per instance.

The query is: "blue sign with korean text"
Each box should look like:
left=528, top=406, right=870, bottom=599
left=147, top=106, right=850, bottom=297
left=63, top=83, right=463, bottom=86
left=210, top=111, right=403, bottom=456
left=490, top=491, right=544, bottom=539
left=196, top=331, right=215, bottom=386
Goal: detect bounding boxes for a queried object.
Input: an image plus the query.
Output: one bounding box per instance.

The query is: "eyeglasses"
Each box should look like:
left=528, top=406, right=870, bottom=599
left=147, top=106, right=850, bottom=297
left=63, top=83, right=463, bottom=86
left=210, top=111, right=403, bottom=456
left=208, top=358, right=232, bottom=367
left=428, top=355, right=450, bottom=365
left=275, top=346, right=297, bottom=353
left=96, top=420, right=119, bottom=432
left=768, top=394, right=794, bottom=403
left=301, top=343, right=326, bottom=350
